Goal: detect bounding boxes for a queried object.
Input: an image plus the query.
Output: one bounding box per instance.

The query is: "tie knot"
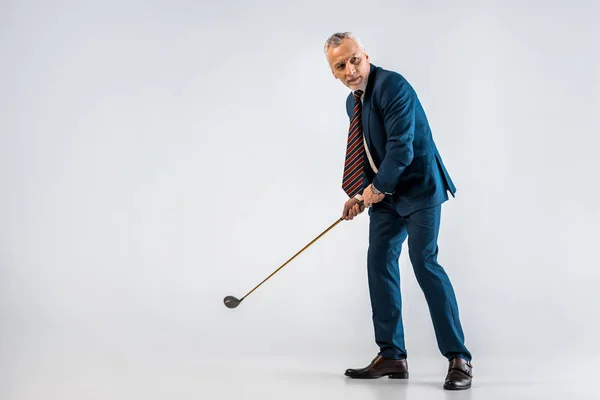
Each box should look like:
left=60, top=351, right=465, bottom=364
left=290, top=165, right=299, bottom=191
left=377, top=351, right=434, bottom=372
left=354, top=90, right=363, bottom=100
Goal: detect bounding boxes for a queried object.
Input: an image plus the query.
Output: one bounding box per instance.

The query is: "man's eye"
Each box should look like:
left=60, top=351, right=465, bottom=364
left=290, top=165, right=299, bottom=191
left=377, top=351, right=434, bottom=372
left=351, top=57, right=358, bottom=63
left=338, top=64, right=345, bottom=69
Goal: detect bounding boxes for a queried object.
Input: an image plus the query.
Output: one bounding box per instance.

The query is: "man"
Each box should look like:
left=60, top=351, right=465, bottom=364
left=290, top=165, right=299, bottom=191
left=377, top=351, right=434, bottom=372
left=324, top=32, right=473, bottom=390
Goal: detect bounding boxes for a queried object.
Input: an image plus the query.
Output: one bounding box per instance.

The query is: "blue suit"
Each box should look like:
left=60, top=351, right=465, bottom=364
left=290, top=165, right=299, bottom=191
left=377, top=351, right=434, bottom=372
left=345, top=63, right=472, bottom=362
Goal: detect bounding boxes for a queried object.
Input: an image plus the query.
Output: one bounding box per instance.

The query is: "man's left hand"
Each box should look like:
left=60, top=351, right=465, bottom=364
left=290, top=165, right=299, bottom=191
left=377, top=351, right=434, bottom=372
left=362, top=184, right=385, bottom=207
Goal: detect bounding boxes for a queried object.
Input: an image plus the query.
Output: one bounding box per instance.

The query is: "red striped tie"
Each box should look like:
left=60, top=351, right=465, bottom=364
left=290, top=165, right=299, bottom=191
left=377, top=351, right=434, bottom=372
left=342, top=90, right=365, bottom=198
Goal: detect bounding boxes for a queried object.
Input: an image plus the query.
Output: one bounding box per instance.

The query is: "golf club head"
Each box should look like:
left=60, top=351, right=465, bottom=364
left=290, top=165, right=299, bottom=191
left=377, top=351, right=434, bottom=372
left=223, top=295, right=242, bottom=309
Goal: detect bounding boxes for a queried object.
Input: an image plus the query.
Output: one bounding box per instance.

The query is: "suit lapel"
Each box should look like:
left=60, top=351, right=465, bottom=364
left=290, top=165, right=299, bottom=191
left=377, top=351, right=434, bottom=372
left=362, top=63, right=377, bottom=155
left=362, top=93, right=372, bottom=148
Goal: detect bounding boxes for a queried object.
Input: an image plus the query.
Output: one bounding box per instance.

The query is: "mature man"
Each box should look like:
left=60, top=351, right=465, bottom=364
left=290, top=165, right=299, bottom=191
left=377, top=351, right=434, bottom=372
left=324, top=32, right=473, bottom=390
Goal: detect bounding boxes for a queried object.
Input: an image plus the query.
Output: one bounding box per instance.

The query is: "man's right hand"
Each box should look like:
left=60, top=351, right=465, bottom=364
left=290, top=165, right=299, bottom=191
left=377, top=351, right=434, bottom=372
left=342, top=197, right=365, bottom=220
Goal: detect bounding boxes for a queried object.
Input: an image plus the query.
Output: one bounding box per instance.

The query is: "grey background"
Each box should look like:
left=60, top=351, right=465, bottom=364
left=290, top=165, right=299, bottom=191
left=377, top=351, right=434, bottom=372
left=1, top=0, right=599, bottom=399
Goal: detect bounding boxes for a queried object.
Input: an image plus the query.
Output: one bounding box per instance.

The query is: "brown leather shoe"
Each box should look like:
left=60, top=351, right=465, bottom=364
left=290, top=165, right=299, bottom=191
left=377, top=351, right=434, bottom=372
left=443, top=357, right=473, bottom=390
left=345, top=355, right=409, bottom=379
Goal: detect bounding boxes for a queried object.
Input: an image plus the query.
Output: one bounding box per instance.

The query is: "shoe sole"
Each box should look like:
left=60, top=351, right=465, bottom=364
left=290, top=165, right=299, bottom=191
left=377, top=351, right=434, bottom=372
left=443, top=384, right=471, bottom=390
left=345, top=372, right=409, bottom=379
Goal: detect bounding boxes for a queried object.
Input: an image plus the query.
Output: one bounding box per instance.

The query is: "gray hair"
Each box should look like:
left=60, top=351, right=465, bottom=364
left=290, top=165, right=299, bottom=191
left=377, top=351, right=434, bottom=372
left=324, top=32, right=365, bottom=54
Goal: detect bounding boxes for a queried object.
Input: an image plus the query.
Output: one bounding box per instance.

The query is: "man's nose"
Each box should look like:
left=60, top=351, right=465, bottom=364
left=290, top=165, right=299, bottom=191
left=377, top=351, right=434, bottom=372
left=346, top=64, right=357, bottom=76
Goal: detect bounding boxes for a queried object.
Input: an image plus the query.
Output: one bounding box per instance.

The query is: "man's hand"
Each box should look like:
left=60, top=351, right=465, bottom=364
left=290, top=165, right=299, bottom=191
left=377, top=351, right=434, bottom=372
left=342, top=197, right=365, bottom=220
left=362, top=184, right=385, bottom=207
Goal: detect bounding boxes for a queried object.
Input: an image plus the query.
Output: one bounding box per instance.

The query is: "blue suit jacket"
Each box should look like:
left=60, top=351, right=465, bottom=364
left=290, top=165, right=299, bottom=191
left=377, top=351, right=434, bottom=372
left=346, top=63, right=457, bottom=216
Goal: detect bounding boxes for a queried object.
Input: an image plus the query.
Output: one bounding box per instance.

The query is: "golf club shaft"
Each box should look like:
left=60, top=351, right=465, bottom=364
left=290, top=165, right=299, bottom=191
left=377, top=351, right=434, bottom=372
left=240, top=217, right=344, bottom=301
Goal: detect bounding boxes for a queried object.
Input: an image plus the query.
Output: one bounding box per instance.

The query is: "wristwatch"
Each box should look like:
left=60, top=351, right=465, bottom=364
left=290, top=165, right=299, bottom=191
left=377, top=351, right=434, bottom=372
left=370, top=184, right=383, bottom=195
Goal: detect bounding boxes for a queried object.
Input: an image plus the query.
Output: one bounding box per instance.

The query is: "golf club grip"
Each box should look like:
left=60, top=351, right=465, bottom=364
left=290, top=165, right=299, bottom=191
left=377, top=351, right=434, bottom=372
left=337, top=199, right=365, bottom=221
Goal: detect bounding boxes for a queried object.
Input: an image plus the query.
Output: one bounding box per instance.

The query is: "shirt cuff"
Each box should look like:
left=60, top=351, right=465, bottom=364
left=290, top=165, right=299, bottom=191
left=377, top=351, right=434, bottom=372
left=371, top=182, right=389, bottom=195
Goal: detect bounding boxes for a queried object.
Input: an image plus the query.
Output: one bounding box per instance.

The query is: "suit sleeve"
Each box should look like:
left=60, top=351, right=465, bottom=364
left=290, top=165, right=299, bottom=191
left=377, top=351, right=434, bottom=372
left=371, top=75, right=416, bottom=195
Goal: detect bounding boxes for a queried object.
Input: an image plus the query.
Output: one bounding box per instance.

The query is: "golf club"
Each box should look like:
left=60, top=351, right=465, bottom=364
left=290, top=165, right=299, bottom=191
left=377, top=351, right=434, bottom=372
left=223, top=200, right=365, bottom=309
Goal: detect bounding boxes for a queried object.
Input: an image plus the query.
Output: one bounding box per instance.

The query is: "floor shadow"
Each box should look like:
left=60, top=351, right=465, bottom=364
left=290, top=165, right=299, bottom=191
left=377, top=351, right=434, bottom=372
left=271, top=367, right=555, bottom=400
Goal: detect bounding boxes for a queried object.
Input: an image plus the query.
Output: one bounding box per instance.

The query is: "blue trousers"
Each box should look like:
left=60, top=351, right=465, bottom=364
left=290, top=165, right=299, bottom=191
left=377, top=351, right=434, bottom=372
left=367, top=202, right=472, bottom=361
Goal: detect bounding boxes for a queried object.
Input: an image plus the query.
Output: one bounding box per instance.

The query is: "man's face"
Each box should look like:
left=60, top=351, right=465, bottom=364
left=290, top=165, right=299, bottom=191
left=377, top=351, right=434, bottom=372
left=326, top=38, right=370, bottom=91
